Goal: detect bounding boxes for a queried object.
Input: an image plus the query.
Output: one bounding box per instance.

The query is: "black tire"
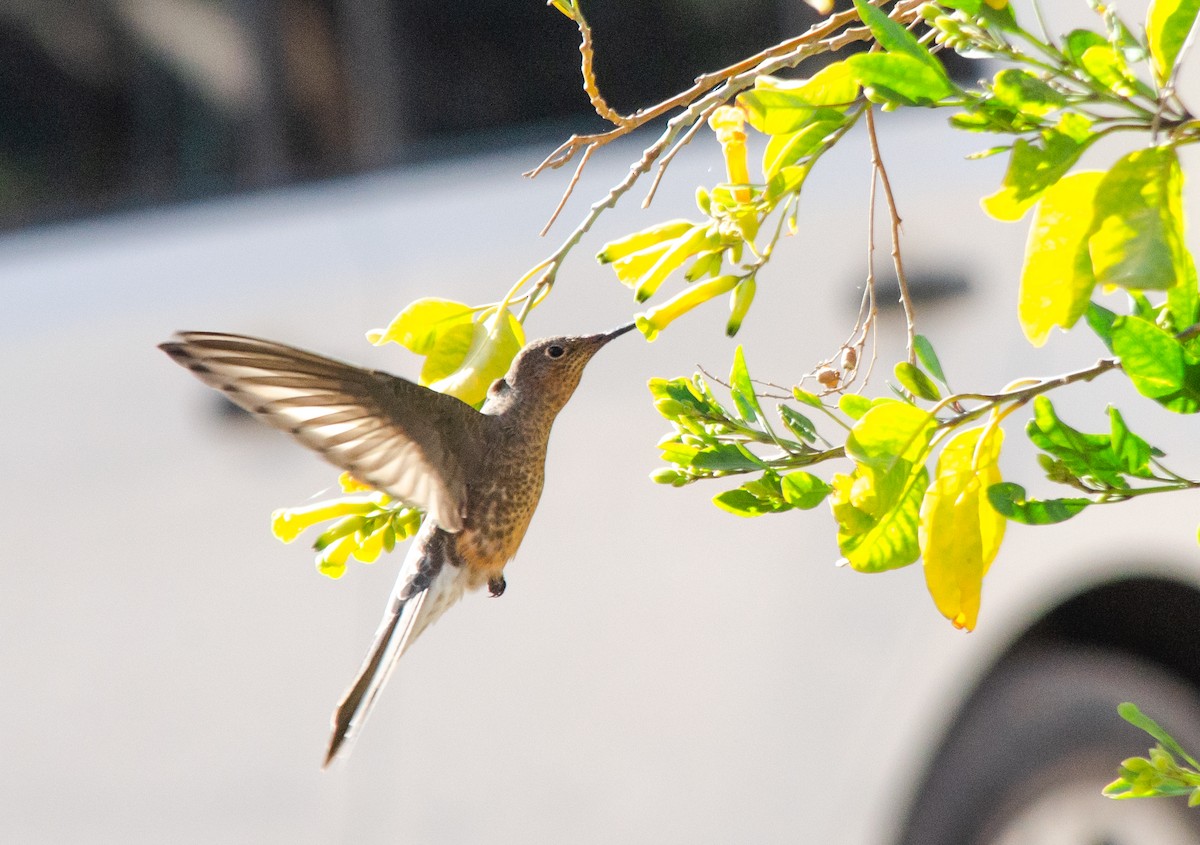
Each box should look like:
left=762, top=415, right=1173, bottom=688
left=895, top=647, right=1200, bottom=845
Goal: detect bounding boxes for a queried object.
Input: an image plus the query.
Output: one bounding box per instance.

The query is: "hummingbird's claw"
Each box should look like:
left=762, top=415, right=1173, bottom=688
left=488, top=576, right=507, bottom=597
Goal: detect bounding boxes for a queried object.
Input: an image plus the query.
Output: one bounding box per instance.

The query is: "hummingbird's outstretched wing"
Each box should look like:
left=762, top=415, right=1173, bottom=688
left=324, top=520, right=468, bottom=766
left=159, top=332, right=486, bottom=531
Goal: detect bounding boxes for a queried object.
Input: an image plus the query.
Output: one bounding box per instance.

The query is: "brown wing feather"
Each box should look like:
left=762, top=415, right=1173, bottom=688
left=159, top=331, right=486, bottom=531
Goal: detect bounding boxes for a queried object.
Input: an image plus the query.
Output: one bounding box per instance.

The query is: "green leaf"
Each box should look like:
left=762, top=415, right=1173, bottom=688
left=1119, top=702, right=1200, bottom=769
left=792, top=387, right=824, bottom=408
left=649, top=377, right=709, bottom=417
left=982, top=119, right=1093, bottom=221
left=852, top=0, right=949, bottom=76
left=1147, top=0, right=1200, bottom=84
left=729, top=345, right=763, bottom=423
left=1086, top=301, right=1119, bottom=351
left=940, top=0, right=981, bottom=12
left=992, top=69, right=1068, bottom=117
left=780, top=404, right=817, bottom=443
left=1081, top=45, right=1137, bottom=95
left=1027, top=396, right=1126, bottom=486
left=914, top=335, right=948, bottom=386
left=1017, top=170, right=1104, bottom=346
left=710, top=477, right=787, bottom=518
left=1109, top=406, right=1163, bottom=475
left=833, top=459, right=928, bottom=572
left=1168, top=254, right=1200, bottom=329
left=692, top=443, right=767, bottom=472
left=1025, top=396, right=1160, bottom=485
left=781, top=471, right=832, bottom=509
left=762, top=118, right=845, bottom=179
left=987, top=482, right=1091, bottom=524
left=1111, top=314, right=1200, bottom=413
left=838, top=393, right=873, bottom=420
left=846, top=400, right=936, bottom=467
left=367, top=297, right=475, bottom=353
left=846, top=53, right=956, bottom=107
left=894, top=361, right=942, bottom=401
left=1089, top=148, right=1190, bottom=291
left=739, top=64, right=859, bottom=135
left=1063, top=29, right=1108, bottom=65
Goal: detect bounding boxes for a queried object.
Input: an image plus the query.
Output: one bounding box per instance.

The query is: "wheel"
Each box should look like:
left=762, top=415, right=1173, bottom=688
left=895, top=647, right=1200, bottom=845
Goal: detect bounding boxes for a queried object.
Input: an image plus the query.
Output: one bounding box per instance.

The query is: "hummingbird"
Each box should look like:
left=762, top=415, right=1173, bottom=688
left=159, top=322, right=636, bottom=765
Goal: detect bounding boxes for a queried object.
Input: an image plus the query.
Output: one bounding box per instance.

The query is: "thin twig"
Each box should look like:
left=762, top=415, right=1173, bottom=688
left=939, top=358, right=1122, bottom=426
left=643, top=101, right=720, bottom=208
left=518, top=0, right=927, bottom=317
left=539, top=144, right=595, bottom=236
left=525, top=4, right=869, bottom=181
left=864, top=105, right=917, bottom=362
left=571, top=2, right=631, bottom=128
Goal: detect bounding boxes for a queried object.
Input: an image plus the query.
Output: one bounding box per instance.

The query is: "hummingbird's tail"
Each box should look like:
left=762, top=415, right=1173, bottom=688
left=324, top=522, right=467, bottom=767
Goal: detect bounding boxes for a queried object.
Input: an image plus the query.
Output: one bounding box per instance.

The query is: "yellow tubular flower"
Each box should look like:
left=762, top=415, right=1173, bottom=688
left=635, top=275, right=740, bottom=340
left=708, top=106, right=751, bottom=202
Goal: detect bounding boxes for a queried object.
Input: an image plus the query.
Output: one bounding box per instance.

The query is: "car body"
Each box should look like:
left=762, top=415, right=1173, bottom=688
left=5, top=94, right=1200, bottom=844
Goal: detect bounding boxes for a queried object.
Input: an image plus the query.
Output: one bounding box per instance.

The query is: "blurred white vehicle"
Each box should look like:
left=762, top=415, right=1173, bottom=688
left=6, top=102, right=1200, bottom=845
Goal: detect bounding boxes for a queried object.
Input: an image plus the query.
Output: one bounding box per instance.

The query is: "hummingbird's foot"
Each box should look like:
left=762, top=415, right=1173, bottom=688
left=488, top=576, right=507, bottom=597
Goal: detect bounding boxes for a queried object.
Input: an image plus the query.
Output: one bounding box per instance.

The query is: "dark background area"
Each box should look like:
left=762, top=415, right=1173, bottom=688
left=0, top=0, right=805, bottom=231
left=0, top=0, right=977, bottom=232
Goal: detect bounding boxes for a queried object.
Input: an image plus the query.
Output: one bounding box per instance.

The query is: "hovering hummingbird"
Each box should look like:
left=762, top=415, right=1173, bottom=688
left=160, top=323, right=636, bottom=764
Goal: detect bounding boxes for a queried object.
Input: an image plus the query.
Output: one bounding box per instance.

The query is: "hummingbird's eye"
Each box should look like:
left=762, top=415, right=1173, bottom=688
left=545, top=345, right=565, bottom=359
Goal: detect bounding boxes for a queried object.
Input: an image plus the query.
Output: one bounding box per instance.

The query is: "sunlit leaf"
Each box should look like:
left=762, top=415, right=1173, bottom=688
left=982, top=119, right=1092, bottom=221
left=853, top=0, right=950, bottom=77
left=833, top=460, right=928, bottom=572
left=367, top=297, right=473, bottom=351
left=991, top=68, right=1067, bottom=117
left=427, top=308, right=525, bottom=406
left=762, top=118, right=845, bottom=179
left=1147, top=0, right=1200, bottom=84
left=1089, top=148, right=1190, bottom=291
left=987, top=482, right=1090, bottom=524
left=781, top=471, right=832, bottom=508
left=728, top=345, right=764, bottom=423
left=920, top=424, right=1005, bottom=631
left=846, top=53, right=956, bottom=106
left=739, top=63, right=859, bottom=135
left=894, top=361, right=942, bottom=401
left=779, top=404, right=817, bottom=443
left=1081, top=45, right=1136, bottom=95
left=1111, top=314, right=1200, bottom=413
left=846, top=400, right=936, bottom=467
left=1018, top=170, right=1104, bottom=345
left=914, top=335, right=948, bottom=386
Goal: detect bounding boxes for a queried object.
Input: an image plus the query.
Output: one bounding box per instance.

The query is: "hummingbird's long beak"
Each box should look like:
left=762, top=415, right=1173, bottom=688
left=600, top=321, right=638, bottom=343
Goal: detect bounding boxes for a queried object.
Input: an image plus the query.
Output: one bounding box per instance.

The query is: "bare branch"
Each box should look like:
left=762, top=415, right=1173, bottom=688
left=865, top=105, right=917, bottom=363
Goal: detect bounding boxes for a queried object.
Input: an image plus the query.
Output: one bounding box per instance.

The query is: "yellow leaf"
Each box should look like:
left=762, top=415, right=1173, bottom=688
left=919, top=425, right=1006, bottom=631
left=1018, top=171, right=1104, bottom=346
left=428, top=308, right=525, bottom=406
left=367, top=298, right=475, bottom=350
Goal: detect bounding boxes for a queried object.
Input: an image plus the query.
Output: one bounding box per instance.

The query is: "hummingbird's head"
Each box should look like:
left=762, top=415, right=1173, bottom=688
left=491, top=322, right=636, bottom=416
